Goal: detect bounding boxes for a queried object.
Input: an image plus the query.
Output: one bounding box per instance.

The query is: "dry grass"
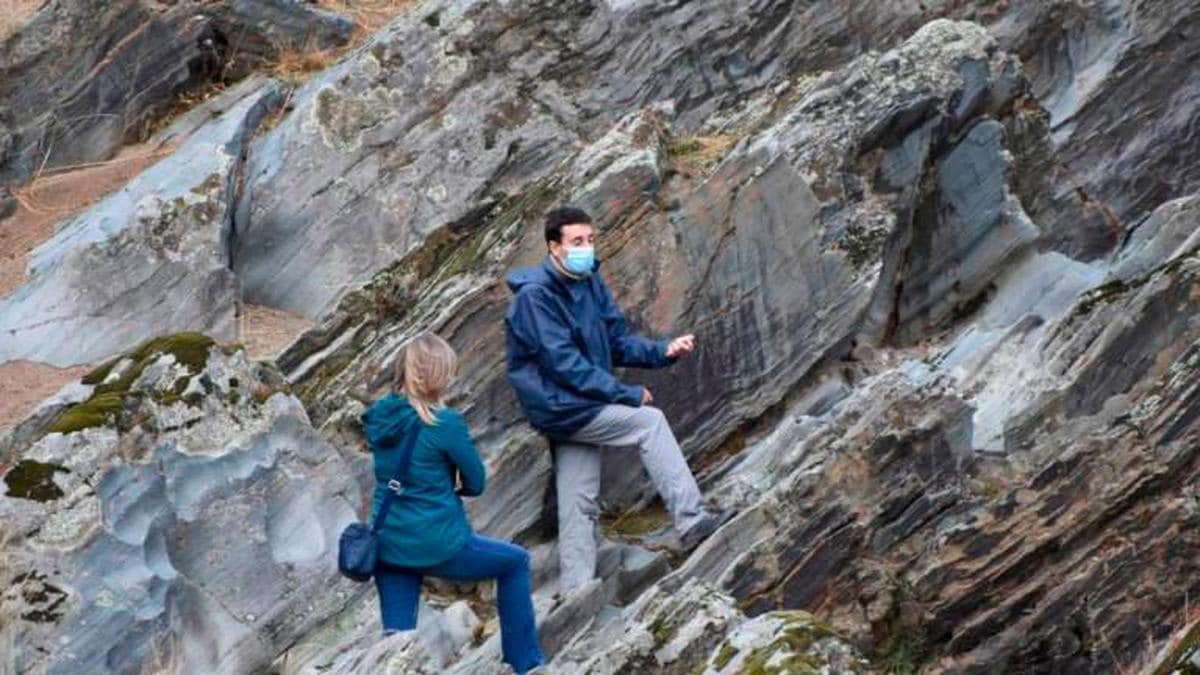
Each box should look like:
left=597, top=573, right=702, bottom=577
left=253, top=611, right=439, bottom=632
left=667, top=134, right=738, bottom=177
left=267, top=1, right=417, bottom=84
left=139, top=82, right=229, bottom=141
left=1132, top=601, right=1200, bottom=675
left=271, top=48, right=344, bottom=80
left=0, top=0, right=43, bottom=40
left=316, top=0, right=419, bottom=34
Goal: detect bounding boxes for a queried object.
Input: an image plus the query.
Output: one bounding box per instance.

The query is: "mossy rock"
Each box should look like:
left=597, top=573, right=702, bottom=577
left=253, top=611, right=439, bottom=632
left=740, top=645, right=825, bottom=675
left=713, top=640, right=740, bottom=669
left=649, top=614, right=678, bottom=647
left=732, top=612, right=848, bottom=675
left=4, top=459, right=69, bottom=501
left=129, top=332, right=216, bottom=374
left=296, top=350, right=358, bottom=408
left=81, top=357, right=121, bottom=386
left=49, top=332, right=219, bottom=436
left=874, top=628, right=928, bottom=675
left=1153, top=621, right=1200, bottom=675
left=1074, top=278, right=1130, bottom=316
left=46, top=391, right=125, bottom=434
left=602, top=503, right=671, bottom=538
left=92, top=332, right=217, bottom=397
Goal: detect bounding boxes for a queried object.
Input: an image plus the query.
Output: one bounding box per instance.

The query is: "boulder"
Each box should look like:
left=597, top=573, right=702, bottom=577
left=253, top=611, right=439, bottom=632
left=0, top=336, right=365, bottom=674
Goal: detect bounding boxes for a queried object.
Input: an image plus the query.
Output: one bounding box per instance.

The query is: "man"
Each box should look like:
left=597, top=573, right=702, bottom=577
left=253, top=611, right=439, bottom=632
left=504, top=205, right=732, bottom=591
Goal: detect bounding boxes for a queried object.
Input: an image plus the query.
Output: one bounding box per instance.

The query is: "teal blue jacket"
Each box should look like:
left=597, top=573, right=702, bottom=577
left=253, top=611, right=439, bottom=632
left=362, top=394, right=487, bottom=568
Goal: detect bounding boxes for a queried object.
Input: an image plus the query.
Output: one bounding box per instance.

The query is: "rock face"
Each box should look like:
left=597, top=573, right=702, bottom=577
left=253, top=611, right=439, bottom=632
left=277, top=18, right=1032, bottom=548
left=0, top=0, right=353, bottom=190
left=231, top=0, right=1008, bottom=318
left=0, top=336, right=365, bottom=674
left=4, top=1, right=1200, bottom=674
left=0, top=78, right=281, bottom=367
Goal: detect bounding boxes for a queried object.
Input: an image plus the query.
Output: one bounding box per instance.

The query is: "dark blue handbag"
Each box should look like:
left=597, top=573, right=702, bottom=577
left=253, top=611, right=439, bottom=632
left=338, top=422, right=420, bottom=582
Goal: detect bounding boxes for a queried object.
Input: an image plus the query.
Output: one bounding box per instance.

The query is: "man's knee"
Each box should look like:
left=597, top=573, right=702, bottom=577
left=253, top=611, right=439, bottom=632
left=634, top=405, right=667, bottom=429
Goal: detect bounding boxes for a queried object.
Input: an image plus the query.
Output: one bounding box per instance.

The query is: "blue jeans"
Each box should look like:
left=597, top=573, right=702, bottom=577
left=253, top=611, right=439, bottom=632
left=375, top=535, right=544, bottom=673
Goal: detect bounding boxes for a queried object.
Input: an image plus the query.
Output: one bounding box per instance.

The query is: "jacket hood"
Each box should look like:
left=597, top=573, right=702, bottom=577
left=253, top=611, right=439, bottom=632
left=362, top=393, right=420, bottom=450
left=506, top=256, right=602, bottom=294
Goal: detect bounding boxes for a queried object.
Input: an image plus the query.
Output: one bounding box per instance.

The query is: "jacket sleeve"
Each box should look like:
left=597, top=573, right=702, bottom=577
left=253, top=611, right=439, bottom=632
left=509, top=288, right=644, bottom=406
left=438, top=410, right=486, bottom=497
left=597, top=277, right=672, bottom=369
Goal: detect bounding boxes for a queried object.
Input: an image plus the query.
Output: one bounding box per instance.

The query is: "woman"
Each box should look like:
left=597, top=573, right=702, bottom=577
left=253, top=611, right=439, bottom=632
left=361, top=332, right=544, bottom=674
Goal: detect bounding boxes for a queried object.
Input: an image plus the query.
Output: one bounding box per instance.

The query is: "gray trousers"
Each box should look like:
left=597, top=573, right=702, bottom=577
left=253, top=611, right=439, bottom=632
left=555, top=405, right=704, bottom=590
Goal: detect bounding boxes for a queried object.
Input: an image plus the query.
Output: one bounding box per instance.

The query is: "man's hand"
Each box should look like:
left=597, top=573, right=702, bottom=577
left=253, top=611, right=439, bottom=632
left=666, top=334, right=696, bottom=359
left=641, top=387, right=654, bottom=405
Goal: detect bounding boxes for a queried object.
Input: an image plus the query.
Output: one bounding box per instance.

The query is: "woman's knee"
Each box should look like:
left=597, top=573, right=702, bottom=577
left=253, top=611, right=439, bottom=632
left=499, top=543, right=532, bottom=578
left=504, top=543, right=532, bottom=571
left=473, top=536, right=532, bottom=573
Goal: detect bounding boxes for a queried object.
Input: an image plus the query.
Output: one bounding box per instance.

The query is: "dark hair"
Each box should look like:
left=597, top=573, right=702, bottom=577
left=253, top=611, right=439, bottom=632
left=544, top=206, right=593, bottom=244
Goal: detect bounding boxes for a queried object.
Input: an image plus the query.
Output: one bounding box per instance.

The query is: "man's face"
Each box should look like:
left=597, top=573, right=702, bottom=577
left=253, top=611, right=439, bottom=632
left=550, top=223, right=595, bottom=260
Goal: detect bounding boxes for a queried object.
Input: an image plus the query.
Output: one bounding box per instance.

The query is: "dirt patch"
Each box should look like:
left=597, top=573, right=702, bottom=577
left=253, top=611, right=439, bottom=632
left=0, top=0, right=42, bottom=39
left=0, top=361, right=90, bottom=434
left=1, top=146, right=173, bottom=298
left=239, top=303, right=314, bottom=361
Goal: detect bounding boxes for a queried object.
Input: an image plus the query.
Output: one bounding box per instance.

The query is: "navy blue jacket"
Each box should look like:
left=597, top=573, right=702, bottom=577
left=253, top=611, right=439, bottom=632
left=505, top=256, right=674, bottom=439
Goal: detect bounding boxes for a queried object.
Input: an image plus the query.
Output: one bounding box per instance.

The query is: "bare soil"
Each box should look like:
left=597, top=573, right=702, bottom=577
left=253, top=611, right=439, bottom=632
left=1, top=146, right=172, bottom=298
left=0, top=361, right=90, bottom=434
left=238, top=303, right=314, bottom=361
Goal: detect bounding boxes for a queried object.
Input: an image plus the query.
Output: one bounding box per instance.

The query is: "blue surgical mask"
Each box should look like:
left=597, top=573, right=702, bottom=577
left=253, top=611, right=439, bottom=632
left=563, top=246, right=595, bottom=276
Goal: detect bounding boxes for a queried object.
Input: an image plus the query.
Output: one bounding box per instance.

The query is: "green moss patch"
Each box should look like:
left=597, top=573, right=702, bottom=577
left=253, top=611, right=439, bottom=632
left=734, top=612, right=848, bottom=675
left=92, top=332, right=216, bottom=397
left=81, top=357, right=120, bottom=386
left=602, top=503, right=671, bottom=539
left=46, top=391, right=125, bottom=434
left=713, top=640, right=740, bottom=669
left=4, top=460, right=70, bottom=501
left=48, top=332, right=218, bottom=435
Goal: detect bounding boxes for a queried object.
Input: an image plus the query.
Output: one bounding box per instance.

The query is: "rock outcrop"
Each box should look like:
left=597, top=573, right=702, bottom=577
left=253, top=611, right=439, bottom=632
left=0, top=0, right=353, bottom=193
left=0, top=334, right=365, bottom=674
left=4, top=1, right=1200, bottom=674
left=0, top=78, right=282, bottom=366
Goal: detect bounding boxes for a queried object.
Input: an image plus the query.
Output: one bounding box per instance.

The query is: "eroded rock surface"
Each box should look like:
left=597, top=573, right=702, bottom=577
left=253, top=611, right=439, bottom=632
left=0, top=337, right=364, bottom=674
left=3, top=1, right=1200, bottom=674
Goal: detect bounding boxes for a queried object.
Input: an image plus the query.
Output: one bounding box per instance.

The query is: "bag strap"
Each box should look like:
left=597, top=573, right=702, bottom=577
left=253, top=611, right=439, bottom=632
left=371, top=421, right=420, bottom=532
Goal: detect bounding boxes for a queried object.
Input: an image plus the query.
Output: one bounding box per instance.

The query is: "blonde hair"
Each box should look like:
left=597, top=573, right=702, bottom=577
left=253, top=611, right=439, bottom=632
left=395, top=332, right=458, bottom=425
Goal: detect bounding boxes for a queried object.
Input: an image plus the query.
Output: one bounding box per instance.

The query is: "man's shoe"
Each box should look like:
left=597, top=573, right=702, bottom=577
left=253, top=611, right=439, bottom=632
left=678, top=508, right=736, bottom=552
